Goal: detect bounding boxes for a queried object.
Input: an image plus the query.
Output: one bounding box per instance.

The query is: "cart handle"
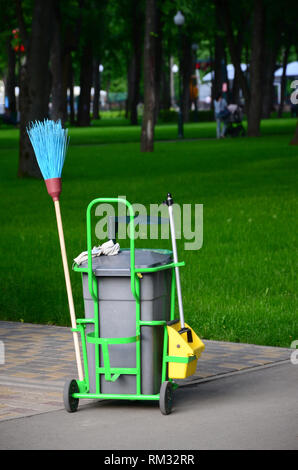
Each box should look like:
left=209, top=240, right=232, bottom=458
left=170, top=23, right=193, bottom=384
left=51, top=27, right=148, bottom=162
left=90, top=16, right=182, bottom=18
left=86, top=197, right=137, bottom=301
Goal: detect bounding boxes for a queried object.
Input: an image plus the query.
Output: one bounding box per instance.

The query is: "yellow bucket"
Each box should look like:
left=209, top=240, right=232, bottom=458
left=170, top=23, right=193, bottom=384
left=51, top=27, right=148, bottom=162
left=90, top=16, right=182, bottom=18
left=167, top=321, right=205, bottom=379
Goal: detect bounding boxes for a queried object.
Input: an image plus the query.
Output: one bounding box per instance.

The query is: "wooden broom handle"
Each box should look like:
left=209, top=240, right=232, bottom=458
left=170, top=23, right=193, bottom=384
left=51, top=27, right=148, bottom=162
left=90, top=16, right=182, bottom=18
left=54, top=200, right=84, bottom=382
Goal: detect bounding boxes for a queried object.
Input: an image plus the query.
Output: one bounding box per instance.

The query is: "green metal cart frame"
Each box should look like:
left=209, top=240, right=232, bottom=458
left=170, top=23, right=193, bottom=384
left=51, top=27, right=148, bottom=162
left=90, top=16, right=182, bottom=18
left=66, top=197, right=192, bottom=415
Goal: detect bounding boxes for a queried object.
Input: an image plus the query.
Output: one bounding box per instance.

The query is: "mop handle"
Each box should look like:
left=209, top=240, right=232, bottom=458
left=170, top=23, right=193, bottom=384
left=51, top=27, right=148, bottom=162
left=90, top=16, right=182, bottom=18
left=166, top=195, right=185, bottom=329
left=53, top=200, right=84, bottom=382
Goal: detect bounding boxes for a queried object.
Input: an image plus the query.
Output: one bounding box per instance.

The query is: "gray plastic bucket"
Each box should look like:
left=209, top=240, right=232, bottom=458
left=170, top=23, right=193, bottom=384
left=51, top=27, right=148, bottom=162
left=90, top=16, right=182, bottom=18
left=80, top=249, right=172, bottom=395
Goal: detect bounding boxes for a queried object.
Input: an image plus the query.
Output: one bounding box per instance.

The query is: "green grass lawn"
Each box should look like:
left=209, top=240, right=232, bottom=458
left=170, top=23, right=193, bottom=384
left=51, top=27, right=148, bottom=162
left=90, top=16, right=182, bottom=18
left=1, top=117, right=296, bottom=148
left=0, top=118, right=297, bottom=347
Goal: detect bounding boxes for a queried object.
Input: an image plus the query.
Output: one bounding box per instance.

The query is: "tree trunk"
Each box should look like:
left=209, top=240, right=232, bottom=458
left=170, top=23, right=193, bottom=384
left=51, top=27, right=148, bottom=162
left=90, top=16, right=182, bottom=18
left=232, top=65, right=241, bottom=103
left=127, top=0, right=142, bottom=125
left=50, top=1, right=67, bottom=123
left=77, top=41, right=93, bottom=126
left=18, top=0, right=53, bottom=178
left=140, top=0, right=157, bottom=152
left=128, top=48, right=141, bottom=125
left=262, top=14, right=281, bottom=118
left=68, top=58, right=75, bottom=125
left=213, top=34, right=225, bottom=99
left=217, top=0, right=250, bottom=112
left=5, top=36, right=17, bottom=114
left=213, top=2, right=226, bottom=99
left=154, top=8, right=163, bottom=124
left=247, top=0, right=266, bottom=137
left=125, top=65, right=130, bottom=119
left=277, top=45, right=290, bottom=118
left=160, top=56, right=171, bottom=110
left=262, top=41, right=278, bottom=118
left=93, top=58, right=101, bottom=120
left=180, top=35, right=192, bottom=123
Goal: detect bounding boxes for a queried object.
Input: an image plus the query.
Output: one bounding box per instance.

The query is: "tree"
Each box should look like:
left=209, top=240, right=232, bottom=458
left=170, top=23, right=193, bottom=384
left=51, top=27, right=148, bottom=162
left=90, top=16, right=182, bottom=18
left=213, top=17, right=226, bottom=99
left=76, top=0, right=93, bottom=127
left=77, top=37, right=93, bottom=126
left=277, top=44, right=290, bottom=118
left=5, top=35, right=17, bottom=115
left=92, top=58, right=101, bottom=120
left=50, top=0, right=66, bottom=123
left=49, top=0, right=80, bottom=124
left=262, top=40, right=279, bottom=118
left=168, top=0, right=214, bottom=123
left=16, top=0, right=54, bottom=178
left=159, top=56, right=171, bottom=111
left=246, top=0, right=265, bottom=136
left=140, top=0, right=158, bottom=152
left=126, top=0, right=144, bottom=125
left=180, top=33, right=192, bottom=123
left=262, top=5, right=282, bottom=118
left=75, top=0, right=107, bottom=126
left=216, top=0, right=266, bottom=136
left=91, top=0, right=107, bottom=120
left=0, top=3, right=20, bottom=118
left=216, top=0, right=250, bottom=112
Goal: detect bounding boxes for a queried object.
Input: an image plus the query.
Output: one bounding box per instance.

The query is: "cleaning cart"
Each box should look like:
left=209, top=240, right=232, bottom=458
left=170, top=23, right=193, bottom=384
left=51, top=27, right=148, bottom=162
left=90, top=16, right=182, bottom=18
left=26, top=120, right=204, bottom=415
left=64, top=195, right=204, bottom=415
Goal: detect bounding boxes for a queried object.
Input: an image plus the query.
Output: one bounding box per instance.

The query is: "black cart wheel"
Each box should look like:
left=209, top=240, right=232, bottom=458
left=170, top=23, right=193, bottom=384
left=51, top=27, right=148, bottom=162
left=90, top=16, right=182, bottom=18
left=159, top=381, right=173, bottom=415
left=63, top=379, right=79, bottom=413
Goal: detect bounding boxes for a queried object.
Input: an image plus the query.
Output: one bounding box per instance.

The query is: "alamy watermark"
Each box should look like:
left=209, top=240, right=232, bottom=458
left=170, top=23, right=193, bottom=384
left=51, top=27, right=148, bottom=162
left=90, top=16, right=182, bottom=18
left=94, top=195, right=203, bottom=251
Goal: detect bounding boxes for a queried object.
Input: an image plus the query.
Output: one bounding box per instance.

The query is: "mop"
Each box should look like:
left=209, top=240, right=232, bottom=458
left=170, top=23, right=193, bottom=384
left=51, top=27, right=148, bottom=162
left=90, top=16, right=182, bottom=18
left=27, top=119, right=84, bottom=382
left=164, top=193, right=205, bottom=379
left=164, top=193, right=193, bottom=342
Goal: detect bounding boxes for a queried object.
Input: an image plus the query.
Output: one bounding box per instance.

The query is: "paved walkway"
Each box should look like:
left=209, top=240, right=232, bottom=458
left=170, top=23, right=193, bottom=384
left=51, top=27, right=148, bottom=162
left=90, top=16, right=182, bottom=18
left=0, top=321, right=292, bottom=422
left=1, top=362, right=297, bottom=450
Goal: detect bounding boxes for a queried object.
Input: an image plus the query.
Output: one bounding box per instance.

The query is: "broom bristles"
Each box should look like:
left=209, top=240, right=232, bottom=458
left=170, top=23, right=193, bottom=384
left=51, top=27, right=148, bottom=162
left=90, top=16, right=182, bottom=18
left=27, top=119, right=69, bottom=180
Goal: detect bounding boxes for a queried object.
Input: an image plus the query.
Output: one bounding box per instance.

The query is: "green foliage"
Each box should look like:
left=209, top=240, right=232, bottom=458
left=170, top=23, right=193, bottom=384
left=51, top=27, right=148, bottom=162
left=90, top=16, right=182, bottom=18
left=99, top=0, right=140, bottom=91
left=108, top=77, right=127, bottom=94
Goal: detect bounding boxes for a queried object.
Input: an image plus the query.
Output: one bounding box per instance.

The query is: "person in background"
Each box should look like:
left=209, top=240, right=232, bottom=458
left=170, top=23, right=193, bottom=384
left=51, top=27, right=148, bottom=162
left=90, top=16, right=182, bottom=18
left=214, top=92, right=230, bottom=139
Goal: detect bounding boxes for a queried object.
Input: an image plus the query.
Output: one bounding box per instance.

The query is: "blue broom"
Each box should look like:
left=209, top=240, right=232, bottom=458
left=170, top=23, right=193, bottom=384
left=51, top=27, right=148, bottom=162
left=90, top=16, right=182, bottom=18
left=27, top=119, right=84, bottom=382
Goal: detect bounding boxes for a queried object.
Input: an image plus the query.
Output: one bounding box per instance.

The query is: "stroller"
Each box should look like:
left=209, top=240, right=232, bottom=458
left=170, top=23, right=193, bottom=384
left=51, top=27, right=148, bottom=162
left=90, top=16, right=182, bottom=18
left=224, top=104, right=246, bottom=137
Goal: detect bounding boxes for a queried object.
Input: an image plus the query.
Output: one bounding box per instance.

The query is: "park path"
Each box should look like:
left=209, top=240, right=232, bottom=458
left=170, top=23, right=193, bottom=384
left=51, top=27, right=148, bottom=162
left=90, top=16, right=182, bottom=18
left=0, top=321, right=292, bottom=422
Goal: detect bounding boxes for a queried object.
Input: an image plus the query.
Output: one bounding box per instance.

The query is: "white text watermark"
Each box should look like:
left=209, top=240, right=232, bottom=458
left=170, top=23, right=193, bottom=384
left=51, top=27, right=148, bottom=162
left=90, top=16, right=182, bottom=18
left=94, top=195, right=203, bottom=251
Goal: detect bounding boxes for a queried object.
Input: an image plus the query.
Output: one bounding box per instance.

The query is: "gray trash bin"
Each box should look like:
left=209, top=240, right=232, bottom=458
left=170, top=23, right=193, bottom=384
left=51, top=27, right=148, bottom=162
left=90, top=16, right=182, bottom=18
left=80, top=248, right=173, bottom=395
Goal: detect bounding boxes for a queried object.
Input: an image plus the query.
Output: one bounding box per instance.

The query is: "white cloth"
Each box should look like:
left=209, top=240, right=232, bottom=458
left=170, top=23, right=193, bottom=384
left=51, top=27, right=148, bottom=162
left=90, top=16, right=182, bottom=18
left=74, top=240, right=120, bottom=266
